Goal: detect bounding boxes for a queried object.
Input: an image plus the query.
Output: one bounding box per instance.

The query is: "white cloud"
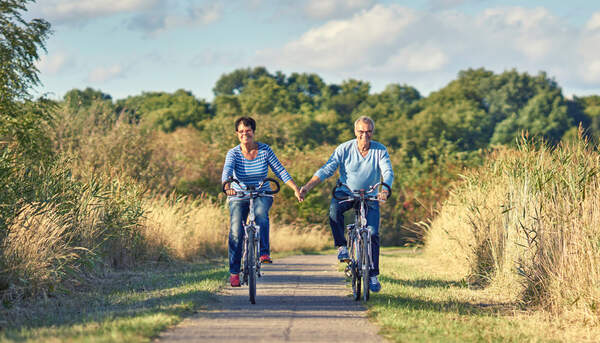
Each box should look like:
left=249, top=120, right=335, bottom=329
left=385, top=45, right=448, bottom=72
left=87, top=64, right=125, bottom=83
left=36, top=52, right=71, bottom=75
left=29, top=0, right=222, bottom=34
left=304, top=0, right=375, bottom=20
left=477, top=7, right=563, bottom=61
left=577, top=30, right=600, bottom=83
left=428, top=0, right=473, bottom=10
left=30, top=0, right=160, bottom=24
left=585, top=12, right=600, bottom=31
left=257, top=4, right=600, bottom=95
left=260, top=4, right=416, bottom=70
left=128, top=2, right=223, bottom=35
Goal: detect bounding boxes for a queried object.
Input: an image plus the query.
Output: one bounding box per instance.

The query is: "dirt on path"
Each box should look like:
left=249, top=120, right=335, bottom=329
left=157, top=254, right=384, bottom=343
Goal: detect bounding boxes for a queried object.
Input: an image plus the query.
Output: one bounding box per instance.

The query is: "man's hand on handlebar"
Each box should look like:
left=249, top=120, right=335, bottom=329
left=377, top=190, right=389, bottom=203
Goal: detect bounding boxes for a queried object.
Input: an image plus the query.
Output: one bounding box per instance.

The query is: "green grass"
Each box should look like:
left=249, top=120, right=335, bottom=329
left=0, top=261, right=228, bottom=343
left=366, top=248, right=597, bottom=342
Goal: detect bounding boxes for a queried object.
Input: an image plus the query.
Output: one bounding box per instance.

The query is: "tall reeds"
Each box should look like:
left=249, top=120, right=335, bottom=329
left=424, top=136, right=600, bottom=320
left=140, top=194, right=229, bottom=261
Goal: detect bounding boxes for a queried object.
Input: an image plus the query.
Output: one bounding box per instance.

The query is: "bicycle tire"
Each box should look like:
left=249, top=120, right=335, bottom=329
left=361, top=231, right=370, bottom=301
left=247, top=234, right=257, bottom=304
left=351, top=237, right=361, bottom=300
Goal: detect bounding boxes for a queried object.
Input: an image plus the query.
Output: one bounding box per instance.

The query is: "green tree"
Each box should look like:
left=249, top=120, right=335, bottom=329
left=64, top=87, right=112, bottom=108
left=117, top=89, right=212, bottom=132
left=212, top=66, right=271, bottom=96
left=568, top=95, right=600, bottom=142
left=491, top=88, right=571, bottom=145
left=285, top=72, right=327, bottom=112
left=326, top=79, right=370, bottom=118
left=239, top=76, right=294, bottom=115
left=0, top=0, right=51, bottom=149
left=213, top=94, right=242, bottom=117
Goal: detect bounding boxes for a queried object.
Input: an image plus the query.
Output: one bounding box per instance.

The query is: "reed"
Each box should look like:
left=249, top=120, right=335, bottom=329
left=424, top=137, right=600, bottom=320
left=140, top=194, right=229, bottom=261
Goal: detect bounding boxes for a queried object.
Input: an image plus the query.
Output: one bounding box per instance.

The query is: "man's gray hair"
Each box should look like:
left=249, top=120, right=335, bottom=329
left=354, top=115, right=375, bottom=131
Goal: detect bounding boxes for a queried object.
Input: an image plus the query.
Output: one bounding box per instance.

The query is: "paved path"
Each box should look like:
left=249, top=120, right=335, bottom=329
left=157, top=254, right=384, bottom=343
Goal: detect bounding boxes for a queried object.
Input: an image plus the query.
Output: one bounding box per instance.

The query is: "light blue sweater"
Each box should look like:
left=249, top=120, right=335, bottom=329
left=315, top=139, right=394, bottom=195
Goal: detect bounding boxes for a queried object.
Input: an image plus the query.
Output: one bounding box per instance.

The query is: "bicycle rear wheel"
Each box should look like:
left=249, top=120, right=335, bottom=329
left=247, top=234, right=257, bottom=304
left=361, top=231, right=370, bottom=301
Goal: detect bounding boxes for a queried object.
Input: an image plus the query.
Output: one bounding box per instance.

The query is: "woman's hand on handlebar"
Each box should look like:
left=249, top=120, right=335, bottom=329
left=222, top=177, right=239, bottom=196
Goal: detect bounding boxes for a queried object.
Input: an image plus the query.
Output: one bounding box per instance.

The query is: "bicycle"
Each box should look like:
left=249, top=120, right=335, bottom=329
left=333, top=181, right=391, bottom=301
left=223, top=176, right=280, bottom=304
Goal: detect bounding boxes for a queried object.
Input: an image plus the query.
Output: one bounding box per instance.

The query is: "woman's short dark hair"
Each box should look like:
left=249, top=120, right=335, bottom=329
left=235, top=117, right=256, bottom=131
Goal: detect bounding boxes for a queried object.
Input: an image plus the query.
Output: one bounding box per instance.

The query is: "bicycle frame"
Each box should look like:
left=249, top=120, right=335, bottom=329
left=239, top=189, right=271, bottom=285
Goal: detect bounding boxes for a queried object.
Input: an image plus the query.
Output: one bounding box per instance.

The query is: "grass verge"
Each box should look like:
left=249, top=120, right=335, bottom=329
left=367, top=248, right=600, bottom=342
left=0, top=261, right=227, bottom=343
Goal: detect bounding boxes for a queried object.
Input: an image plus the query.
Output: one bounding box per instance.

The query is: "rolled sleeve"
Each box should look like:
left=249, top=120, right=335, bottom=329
left=314, top=148, right=342, bottom=181
left=221, top=149, right=235, bottom=184
left=380, top=147, right=394, bottom=188
left=266, top=146, right=292, bottom=183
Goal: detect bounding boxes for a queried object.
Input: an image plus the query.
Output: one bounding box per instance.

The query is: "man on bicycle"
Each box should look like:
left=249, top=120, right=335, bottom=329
left=299, top=116, right=393, bottom=292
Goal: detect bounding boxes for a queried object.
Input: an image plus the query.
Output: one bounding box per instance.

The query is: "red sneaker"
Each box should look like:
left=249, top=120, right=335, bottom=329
left=260, top=255, right=272, bottom=264
left=230, top=274, right=241, bottom=287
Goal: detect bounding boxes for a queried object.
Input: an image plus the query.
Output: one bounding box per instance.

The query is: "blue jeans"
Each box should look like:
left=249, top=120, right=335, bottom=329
left=228, top=196, right=273, bottom=274
left=329, top=192, right=380, bottom=276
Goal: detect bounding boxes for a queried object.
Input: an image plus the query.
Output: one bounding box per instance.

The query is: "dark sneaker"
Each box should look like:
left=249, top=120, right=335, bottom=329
left=230, top=274, right=241, bottom=287
left=337, top=246, right=350, bottom=262
left=369, top=276, right=381, bottom=292
left=260, top=255, right=272, bottom=264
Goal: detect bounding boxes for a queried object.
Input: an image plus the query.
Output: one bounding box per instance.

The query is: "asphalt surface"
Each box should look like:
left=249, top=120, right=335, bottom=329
left=157, top=254, right=384, bottom=343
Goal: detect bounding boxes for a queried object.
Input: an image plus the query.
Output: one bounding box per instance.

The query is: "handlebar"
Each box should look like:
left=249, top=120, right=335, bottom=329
left=331, top=181, right=391, bottom=201
left=222, top=176, right=281, bottom=196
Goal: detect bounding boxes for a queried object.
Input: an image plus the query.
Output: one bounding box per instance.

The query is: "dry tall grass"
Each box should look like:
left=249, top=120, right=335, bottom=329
left=270, top=224, right=332, bottom=253
left=140, top=194, right=331, bottom=261
left=140, top=195, right=229, bottom=261
left=1, top=203, right=81, bottom=300
left=424, top=137, right=600, bottom=322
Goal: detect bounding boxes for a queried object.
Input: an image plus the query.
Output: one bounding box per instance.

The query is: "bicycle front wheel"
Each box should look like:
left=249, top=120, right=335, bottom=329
left=351, top=237, right=361, bottom=301
left=247, top=235, right=257, bottom=304
left=360, top=231, right=370, bottom=301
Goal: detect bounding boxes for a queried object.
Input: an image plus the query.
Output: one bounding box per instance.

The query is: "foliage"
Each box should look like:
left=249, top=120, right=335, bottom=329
left=0, top=0, right=50, bottom=106
left=116, top=89, right=212, bottom=132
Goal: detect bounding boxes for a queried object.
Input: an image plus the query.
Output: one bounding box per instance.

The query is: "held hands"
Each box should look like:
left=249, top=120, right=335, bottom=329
left=299, top=185, right=309, bottom=200
left=294, top=188, right=304, bottom=203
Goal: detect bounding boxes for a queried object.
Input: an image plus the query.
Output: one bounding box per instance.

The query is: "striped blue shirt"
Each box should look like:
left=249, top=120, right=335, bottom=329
left=221, top=142, right=292, bottom=196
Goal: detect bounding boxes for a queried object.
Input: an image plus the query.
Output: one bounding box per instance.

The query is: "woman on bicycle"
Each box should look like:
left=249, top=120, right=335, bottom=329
left=222, top=116, right=303, bottom=287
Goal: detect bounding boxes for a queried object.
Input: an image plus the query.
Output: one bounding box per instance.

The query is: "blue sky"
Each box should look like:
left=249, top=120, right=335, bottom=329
left=26, top=0, right=600, bottom=102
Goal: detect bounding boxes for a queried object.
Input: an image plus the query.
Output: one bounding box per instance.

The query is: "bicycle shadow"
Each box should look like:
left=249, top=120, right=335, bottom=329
left=379, top=275, right=468, bottom=289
